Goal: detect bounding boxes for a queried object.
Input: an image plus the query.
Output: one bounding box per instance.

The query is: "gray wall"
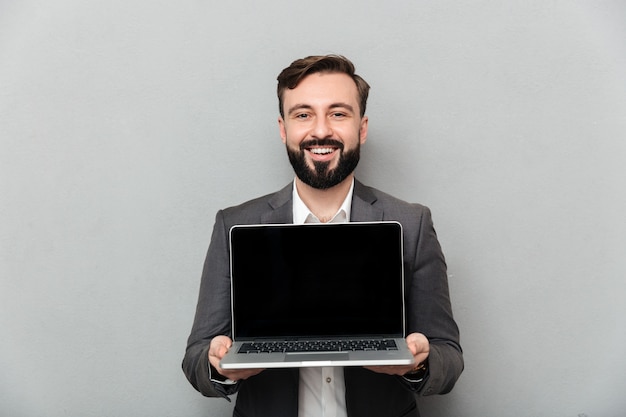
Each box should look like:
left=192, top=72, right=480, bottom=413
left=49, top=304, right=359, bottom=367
left=1, top=1, right=625, bottom=416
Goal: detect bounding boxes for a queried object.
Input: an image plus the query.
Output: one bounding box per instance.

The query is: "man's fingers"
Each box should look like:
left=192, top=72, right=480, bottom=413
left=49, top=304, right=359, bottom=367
left=216, top=343, right=229, bottom=358
left=405, top=333, right=430, bottom=366
left=209, top=336, right=233, bottom=363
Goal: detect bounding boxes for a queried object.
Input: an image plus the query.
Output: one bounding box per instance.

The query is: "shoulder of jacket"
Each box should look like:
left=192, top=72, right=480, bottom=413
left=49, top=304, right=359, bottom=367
left=357, top=181, right=429, bottom=214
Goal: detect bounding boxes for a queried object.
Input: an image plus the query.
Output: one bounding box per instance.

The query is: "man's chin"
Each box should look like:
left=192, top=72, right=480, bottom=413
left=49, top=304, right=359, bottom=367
left=305, top=155, right=337, bottom=171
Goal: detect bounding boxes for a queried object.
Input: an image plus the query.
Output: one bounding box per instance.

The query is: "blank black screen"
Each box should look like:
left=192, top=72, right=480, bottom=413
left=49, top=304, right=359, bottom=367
left=230, top=222, right=404, bottom=339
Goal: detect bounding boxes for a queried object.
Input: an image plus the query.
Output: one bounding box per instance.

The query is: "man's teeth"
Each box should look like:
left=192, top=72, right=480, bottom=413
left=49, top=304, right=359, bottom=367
left=310, top=148, right=334, bottom=155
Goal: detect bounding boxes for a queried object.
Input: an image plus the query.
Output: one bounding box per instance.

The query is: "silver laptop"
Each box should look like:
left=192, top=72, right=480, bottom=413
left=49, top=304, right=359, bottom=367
left=220, top=221, right=415, bottom=369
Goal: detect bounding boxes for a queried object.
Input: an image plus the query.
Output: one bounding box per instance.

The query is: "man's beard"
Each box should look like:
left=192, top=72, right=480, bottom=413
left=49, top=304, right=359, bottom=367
left=286, top=138, right=360, bottom=190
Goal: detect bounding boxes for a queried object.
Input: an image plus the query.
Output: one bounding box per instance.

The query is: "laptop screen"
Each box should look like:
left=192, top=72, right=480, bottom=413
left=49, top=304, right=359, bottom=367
left=229, top=222, right=405, bottom=340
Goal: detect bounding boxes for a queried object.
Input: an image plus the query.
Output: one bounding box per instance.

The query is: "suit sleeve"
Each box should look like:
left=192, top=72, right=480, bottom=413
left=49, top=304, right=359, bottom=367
left=404, top=205, right=464, bottom=396
left=182, top=210, right=240, bottom=398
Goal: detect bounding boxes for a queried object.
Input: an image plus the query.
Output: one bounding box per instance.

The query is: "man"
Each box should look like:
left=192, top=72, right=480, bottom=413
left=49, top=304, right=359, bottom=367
left=182, top=55, right=463, bottom=417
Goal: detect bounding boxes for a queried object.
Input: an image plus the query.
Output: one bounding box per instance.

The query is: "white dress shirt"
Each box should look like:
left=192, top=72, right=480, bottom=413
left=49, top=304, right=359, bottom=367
left=292, top=179, right=354, bottom=417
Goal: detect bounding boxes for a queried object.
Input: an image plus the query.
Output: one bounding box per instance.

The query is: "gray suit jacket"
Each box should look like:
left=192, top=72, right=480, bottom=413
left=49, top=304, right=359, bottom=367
left=183, top=180, right=463, bottom=417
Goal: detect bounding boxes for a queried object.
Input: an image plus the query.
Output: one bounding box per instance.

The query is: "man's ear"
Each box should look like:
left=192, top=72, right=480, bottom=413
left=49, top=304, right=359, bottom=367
left=359, top=115, right=369, bottom=145
left=278, top=117, right=287, bottom=144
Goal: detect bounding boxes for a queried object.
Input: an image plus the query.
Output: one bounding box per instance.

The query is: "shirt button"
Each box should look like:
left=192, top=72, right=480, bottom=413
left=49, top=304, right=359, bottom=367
left=326, top=377, right=332, bottom=383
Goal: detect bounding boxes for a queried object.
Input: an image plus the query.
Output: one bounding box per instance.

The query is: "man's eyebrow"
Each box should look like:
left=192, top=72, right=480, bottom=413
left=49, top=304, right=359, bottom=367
left=287, top=104, right=313, bottom=115
left=328, top=102, right=355, bottom=113
left=287, top=103, right=355, bottom=115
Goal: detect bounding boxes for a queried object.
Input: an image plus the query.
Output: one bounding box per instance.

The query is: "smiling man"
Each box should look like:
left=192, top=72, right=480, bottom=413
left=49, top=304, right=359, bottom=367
left=280, top=70, right=368, bottom=222
left=182, top=55, right=464, bottom=417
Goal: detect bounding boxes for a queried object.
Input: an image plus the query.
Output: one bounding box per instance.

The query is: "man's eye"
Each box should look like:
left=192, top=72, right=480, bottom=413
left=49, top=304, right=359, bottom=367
left=295, top=113, right=310, bottom=119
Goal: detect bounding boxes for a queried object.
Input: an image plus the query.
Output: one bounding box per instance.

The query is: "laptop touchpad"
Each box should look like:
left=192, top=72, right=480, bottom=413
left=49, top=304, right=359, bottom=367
left=285, top=353, right=349, bottom=362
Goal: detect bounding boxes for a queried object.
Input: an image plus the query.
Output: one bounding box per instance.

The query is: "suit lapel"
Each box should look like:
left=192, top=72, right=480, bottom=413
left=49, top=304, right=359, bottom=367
left=261, top=183, right=293, bottom=224
left=351, top=180, right=384, bottom=222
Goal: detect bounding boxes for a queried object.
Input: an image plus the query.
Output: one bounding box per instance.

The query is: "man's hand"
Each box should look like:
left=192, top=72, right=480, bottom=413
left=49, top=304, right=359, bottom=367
left=364, top=333, right=430, bottom=376
left=208, top=336, right=264, bottom=382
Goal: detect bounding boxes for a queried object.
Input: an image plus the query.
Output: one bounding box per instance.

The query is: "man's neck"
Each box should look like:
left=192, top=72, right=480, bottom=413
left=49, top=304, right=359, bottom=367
left=295, top=176, right=354, bottom=223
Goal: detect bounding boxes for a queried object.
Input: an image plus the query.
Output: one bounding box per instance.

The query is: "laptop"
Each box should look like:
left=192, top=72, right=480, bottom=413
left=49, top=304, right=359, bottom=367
left=220, top=221, right=415, bottom=369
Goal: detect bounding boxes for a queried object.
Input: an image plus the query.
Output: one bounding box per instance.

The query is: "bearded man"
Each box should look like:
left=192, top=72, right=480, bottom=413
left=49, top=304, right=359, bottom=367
left=182, top=54, right=464, bottom=417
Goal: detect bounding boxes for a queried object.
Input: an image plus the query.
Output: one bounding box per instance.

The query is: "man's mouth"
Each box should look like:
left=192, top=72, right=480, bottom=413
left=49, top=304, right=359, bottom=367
left=309, top=147, right=336, bottom=155
left=300, top=139, right=344, bottom=159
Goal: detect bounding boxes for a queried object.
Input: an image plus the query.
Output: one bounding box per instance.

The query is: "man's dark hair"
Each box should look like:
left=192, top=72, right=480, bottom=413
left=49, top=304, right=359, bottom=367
left=277, top=55, right=370, bottom=118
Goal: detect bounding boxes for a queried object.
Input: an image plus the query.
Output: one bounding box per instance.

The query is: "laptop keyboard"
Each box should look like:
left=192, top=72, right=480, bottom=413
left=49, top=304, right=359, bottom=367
left=238, top=339, right=399, bottom=354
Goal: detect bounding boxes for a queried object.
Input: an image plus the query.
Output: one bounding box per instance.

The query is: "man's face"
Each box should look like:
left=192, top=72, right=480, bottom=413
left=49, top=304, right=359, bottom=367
left=278, top=72, right=368, bottom=190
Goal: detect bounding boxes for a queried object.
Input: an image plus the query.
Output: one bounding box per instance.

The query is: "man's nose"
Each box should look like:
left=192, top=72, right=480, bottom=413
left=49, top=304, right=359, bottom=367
left=311, top=117, right=333, bottom=138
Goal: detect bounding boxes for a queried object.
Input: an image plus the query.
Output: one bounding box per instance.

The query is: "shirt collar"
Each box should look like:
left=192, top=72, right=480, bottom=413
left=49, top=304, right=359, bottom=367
left=292, top=178, right=354, bottom=224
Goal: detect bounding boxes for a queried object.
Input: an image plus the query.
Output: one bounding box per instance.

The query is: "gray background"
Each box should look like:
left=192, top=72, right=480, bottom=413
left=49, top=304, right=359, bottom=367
left=1, top=1, right=625, bottom=416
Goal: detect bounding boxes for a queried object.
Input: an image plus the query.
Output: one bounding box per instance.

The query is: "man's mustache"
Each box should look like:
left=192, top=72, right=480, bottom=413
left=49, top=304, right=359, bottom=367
left=299, top=139, right=344, bottom=151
